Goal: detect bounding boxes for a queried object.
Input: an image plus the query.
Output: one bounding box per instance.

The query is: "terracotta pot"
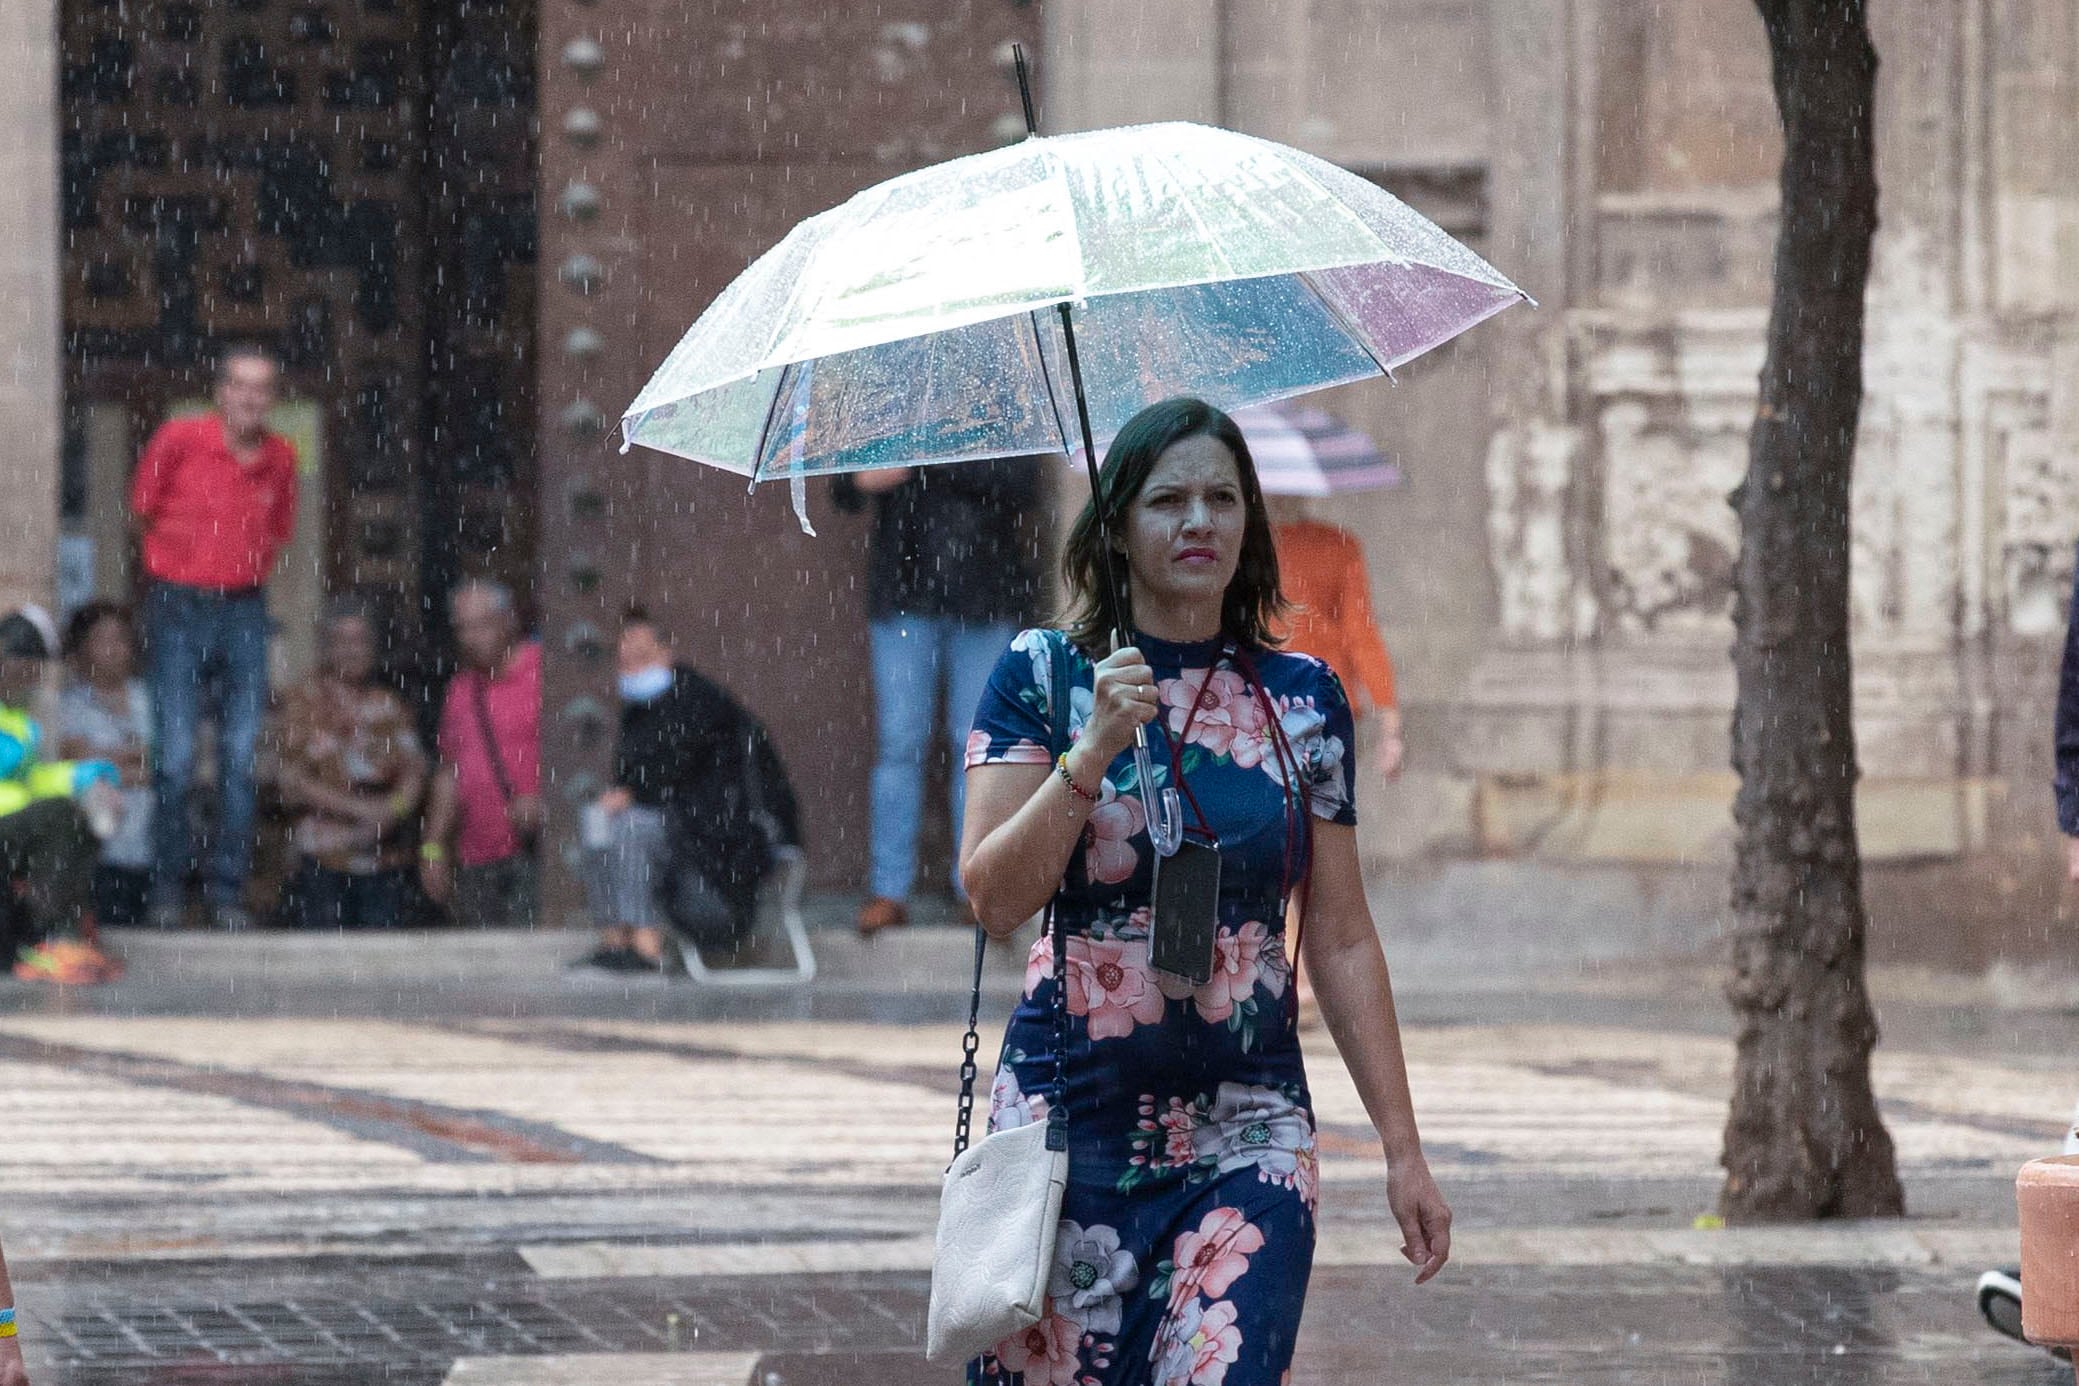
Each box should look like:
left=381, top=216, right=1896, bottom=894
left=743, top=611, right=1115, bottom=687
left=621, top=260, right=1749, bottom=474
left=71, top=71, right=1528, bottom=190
left=2019, top=1156, right=2079, bottom=1347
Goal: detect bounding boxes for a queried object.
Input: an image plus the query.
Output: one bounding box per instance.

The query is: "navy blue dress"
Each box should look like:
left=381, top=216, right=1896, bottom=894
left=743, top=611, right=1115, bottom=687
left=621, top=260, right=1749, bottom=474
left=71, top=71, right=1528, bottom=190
left=964, top=628, right=1358, bottom=1386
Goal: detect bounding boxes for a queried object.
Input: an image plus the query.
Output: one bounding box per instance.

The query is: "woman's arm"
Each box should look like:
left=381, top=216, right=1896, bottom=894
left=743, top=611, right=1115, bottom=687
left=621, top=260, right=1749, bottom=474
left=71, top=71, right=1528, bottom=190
left=383, top=743, right=429, bottom=829
left=1300, top=820, right=1451, bottom=1282
left=959, top=760, right=1095, bottom=936
left=277, top=764, right=382, bottom=823
left=958, top=646, right=1157, bottom=936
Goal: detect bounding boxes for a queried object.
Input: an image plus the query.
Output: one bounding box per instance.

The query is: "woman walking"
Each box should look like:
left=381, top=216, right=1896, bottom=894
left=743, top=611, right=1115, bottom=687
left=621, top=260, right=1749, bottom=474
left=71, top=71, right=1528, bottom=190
left=959, top=397, right=1450, bottom=1385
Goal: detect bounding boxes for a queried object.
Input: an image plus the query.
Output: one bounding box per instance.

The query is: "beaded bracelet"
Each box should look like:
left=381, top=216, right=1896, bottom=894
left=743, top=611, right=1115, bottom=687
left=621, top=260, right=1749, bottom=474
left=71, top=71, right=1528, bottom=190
left=1055, top=752, right=1098, bottom=806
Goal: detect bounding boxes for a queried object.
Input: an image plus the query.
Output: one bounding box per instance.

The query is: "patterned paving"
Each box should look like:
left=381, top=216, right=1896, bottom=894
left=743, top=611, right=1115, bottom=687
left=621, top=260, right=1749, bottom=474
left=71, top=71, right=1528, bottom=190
left=0, top=1011, right=2064, bottom=1383
left=0, top=1015, right=2059, bottom=1203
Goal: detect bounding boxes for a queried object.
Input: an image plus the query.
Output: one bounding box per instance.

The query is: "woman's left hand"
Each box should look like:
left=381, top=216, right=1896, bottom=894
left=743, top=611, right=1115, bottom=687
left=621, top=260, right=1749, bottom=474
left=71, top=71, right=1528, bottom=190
left=1386, top=1154, right=1451, bottom=1284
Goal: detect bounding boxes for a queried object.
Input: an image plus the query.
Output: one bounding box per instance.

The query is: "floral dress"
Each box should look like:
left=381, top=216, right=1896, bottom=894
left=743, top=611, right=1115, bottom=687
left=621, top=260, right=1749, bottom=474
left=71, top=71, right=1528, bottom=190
left=963, top=628, right=1356, bottom=1386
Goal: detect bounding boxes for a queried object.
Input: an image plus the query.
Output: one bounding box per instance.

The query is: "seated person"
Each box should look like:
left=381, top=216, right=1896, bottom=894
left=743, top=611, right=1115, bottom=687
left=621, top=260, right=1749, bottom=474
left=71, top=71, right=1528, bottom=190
left=57, top=601, right=154, bottom=927
left=0, top=607, right=122, bottom=984
left=578, top=606, right=797, bottom=973
left=267, top=598, right=427, bottom=929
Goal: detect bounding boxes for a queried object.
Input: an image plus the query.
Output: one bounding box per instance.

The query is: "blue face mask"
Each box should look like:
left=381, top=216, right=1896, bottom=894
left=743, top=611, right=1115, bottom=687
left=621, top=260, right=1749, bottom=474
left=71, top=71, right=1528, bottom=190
left=618, top=665, right=673, bottom=703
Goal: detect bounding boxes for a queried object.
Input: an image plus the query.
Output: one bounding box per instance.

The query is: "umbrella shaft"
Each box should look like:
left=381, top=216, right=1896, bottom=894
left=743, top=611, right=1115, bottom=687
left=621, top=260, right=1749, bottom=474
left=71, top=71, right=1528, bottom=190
left=1055, top=302, right=1130, bottom=647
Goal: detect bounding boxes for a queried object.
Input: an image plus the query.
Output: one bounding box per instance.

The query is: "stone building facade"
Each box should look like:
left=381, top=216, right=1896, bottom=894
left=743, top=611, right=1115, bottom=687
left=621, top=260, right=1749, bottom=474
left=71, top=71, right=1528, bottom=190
left=5, top=0, right=2076, bottom=960
left=1041, top=0, right=2079, bottom=969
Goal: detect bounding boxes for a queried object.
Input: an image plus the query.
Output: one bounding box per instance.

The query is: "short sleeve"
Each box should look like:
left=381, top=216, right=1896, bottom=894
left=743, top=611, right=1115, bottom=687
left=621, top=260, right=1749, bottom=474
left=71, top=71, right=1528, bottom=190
left=1283, top=656, right=1358, bottom=826
left=963, top=628, right=1067, bottom=770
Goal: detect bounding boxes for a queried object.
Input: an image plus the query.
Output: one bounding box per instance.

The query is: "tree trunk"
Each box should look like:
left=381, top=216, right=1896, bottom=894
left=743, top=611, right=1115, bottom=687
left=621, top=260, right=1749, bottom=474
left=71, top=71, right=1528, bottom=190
left=1720, top=0, right=1902, bottom=1222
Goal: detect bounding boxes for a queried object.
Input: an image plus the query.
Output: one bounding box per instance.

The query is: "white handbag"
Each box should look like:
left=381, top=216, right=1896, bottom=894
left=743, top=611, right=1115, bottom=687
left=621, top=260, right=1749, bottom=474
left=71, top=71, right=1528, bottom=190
left=925, top=633, right=1075, bottom=1366
left=924, top=913, right=1072, bottom=1365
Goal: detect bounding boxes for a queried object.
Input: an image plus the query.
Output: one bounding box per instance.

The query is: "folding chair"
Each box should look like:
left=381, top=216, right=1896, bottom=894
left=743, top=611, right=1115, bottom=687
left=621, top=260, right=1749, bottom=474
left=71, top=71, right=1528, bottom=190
left=679, top=844, right=816, bottom=987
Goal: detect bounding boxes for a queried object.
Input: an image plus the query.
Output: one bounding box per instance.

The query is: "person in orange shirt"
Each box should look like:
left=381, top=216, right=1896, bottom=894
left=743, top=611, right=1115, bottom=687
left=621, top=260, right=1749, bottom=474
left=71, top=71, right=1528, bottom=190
left=1268, top=497, right=1404, bottom=779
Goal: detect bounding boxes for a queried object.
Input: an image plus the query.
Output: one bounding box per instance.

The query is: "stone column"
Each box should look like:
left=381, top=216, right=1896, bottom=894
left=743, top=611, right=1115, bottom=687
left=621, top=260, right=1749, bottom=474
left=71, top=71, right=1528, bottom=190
left=1460, top=0, right=1596, bottom=799
left=0, top=0, right=60, bottom=614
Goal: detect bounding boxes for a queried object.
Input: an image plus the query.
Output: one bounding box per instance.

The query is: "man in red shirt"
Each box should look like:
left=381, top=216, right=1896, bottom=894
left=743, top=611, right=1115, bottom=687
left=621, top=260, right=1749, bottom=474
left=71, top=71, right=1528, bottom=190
left=129, top=344, right=298, bottom=930
left=420, top=580, right=542, bottom=928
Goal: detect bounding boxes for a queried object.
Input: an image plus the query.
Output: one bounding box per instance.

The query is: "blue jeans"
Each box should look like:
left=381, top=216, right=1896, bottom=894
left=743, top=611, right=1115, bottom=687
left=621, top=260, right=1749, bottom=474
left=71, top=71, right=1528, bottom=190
left=146, top=581, right=270, bottom=907
left=868, top=615, right=1014, bottom=902
left=293, top=863, right=408, bottom=930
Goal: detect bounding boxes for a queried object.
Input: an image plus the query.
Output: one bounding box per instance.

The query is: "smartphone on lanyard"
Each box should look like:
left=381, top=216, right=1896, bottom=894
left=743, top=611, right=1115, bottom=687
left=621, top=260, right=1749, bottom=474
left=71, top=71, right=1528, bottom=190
left=1150, top=649, right=1307, bottom=989
left=1151, top=836, right=1222, bottom=986
left=1148, top=645, right=1234, bottom=988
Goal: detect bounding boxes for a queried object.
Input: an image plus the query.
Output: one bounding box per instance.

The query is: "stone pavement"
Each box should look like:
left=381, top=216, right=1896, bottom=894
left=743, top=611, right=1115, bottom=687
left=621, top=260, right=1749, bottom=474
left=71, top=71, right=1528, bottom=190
left=0, top=919, right=2073, bottom=1383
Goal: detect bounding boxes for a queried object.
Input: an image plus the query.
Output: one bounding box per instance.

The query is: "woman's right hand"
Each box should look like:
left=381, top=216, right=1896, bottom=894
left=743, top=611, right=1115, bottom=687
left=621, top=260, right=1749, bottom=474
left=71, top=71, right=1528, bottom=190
left=1083, top=646, right=1159, bottom=761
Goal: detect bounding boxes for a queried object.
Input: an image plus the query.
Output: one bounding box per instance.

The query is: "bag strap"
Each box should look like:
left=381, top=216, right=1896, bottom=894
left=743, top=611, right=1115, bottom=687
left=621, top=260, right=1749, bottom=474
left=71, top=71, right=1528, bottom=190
left=470, top=671, right=520, bottom=808
left=950, top=630, right=1075, bottom=1160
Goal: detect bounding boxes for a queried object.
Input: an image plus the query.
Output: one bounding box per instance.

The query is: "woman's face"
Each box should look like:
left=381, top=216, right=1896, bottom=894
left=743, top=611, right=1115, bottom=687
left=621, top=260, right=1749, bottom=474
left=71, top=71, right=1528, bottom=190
left=324, top=616, right=377, bottom=684
left=79, top=616, right=134, bottom=682
left=1121, top=433, right=1248, bottom=616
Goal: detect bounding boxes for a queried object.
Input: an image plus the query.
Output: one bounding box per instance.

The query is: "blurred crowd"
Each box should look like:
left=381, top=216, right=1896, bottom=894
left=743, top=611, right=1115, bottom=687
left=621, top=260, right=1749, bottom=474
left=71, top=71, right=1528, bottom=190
left=2, top=346, right=1407, bottom=988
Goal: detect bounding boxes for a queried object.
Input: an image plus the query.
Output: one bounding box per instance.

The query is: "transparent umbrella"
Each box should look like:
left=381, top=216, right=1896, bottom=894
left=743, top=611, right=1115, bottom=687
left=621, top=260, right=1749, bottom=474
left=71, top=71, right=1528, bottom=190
left=622, top=54, right=1528, bottom=852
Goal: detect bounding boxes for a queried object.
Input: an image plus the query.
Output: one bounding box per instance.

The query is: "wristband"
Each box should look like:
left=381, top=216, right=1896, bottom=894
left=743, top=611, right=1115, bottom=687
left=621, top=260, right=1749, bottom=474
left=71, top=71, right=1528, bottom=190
left=419, top=841, right=447, bottom=863
left=1055, top=753, right=1099, bottom=805
left=0, top=1306, right=16, bottom=1338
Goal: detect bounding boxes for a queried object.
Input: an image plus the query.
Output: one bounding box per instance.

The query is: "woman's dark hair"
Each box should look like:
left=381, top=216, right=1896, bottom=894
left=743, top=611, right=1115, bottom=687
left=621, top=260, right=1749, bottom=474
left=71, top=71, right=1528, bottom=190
left=1060, top=396, right=1286, bottom=653
left=62, top=599, right=134, bottom=660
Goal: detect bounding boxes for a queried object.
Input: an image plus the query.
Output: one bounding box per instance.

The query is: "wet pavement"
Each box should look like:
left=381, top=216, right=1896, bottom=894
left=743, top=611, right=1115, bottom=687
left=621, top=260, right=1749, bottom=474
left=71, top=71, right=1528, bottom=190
left=1, top=913, right=2073, bottom=1383
left=13, top=1258, right=2067, bottom=1384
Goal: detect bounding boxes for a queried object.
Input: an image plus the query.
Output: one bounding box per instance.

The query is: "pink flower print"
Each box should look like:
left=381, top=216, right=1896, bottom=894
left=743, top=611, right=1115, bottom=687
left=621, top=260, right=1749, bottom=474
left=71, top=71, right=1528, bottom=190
left=964, top=727, right=992, bottom=766
left=994, top=1305, right=1083, bottom=1386
left=1190, top=925, right=1264, bottom=1025
left=1024, top=933, right=1051, bottom=999
left=1293, top=1143, right=1320, bottom=1212
left=1152, top=1297, right=1244, bottom=1386
left=1159, top=667, right=1271, bottom=767
left=1066, top=936, right=1166, bottom=1040
left=987, top=1063, right=1047, bottom=1133
left=1168, top=1207, right=1265, bottom=1305
left=1255, top=926, right=1292, bottom=1000
left=1157, top=1097, right=1201, bottom=1167
left=1082, top=780, right=1145, bottom=885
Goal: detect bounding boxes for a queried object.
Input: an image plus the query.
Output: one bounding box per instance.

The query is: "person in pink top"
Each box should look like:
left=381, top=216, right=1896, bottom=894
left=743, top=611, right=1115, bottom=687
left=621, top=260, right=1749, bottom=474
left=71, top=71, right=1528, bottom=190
left=420, top=580, right=542, bottom=928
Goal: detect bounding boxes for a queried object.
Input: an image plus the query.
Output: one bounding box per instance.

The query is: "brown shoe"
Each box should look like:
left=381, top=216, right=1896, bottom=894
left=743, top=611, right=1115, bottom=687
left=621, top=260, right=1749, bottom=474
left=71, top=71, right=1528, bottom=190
left=857, top=896, right=910, bottom=936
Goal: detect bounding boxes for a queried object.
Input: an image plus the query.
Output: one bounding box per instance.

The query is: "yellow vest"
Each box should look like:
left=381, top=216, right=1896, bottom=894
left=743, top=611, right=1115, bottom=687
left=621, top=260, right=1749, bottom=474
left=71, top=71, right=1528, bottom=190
left=0, top=704, right=99, bottom=818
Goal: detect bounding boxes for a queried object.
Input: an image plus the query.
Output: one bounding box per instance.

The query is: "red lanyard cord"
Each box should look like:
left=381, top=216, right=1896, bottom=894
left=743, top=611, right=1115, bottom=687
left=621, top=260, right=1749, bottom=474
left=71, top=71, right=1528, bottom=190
left=1157, top=643, right=1311, bottom=912
left=1231, top=645, right=1311, bottom=985
left=1160, top=643, right=1234, bottom=843
left=1231, top=647, right=1306, bottom=901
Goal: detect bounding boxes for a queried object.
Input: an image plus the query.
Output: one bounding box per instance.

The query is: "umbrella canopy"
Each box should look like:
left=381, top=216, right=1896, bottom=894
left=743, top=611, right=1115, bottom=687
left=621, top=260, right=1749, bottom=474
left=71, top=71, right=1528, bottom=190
left=620, top=120, right=1527, bottom=485
left=1229, top=400, right=1400, bottom=496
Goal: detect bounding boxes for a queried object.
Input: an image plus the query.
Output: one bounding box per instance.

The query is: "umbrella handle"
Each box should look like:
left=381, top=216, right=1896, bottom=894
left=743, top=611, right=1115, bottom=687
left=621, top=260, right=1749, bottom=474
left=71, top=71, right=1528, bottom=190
left=1134, top=731, right=1185, bottom=858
